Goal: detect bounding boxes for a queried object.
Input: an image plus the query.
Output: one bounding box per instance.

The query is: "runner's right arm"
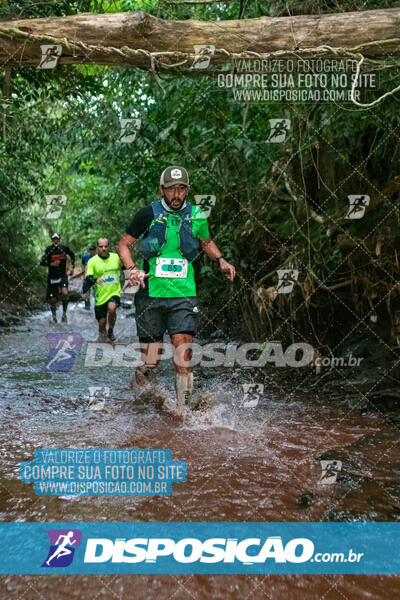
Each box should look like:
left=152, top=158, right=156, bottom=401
left=82, top=260, right=97, bottom=293
left=39, top=246, right=52, bottom=267
left=118, top=234, right=148, bottom=288
left=118, top=207, right=153, bottom=288
left=82, top=275, right=97, bottom=293
left=118, top=233, right=137, bottom=270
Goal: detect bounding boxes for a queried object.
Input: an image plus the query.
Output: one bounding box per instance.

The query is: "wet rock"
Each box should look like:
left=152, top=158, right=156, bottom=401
left=120, top=300, right=134, bottom=309
left=0, top=315, right=21, bottom=327
left=323, top=509, right=365, bottom=522
left=209, top=330, right=224, bottom=340
left=316, top=448, right=371, bottom=482
left=191, top=394, right=212, bottom=411
left=369, top=387, right=400, bottom=410
left=67, top=290, right=82, bottom=302
left=317, top=429, right=400, bottom=521
left=296, top=493, right=316, bottom=508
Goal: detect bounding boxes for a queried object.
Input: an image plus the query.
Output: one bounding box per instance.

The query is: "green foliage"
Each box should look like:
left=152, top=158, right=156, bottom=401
left=1, top=0, right=400, bottom=339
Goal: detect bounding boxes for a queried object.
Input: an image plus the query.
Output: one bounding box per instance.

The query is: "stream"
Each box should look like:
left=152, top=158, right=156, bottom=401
left=0, top=298, right=399, bottom=599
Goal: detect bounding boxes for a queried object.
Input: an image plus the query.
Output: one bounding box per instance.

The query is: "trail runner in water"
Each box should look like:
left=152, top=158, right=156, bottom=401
left=83, top=238, right=122, bottom=343
left=40, top=232, right=75, bottom=324
left=118, top=166, right=235, bottom=407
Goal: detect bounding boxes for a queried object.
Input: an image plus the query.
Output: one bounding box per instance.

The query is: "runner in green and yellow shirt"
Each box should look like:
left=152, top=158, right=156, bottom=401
left=118, top=166, right=236, bottom=408
left=83, top=238, right=122, bottom=343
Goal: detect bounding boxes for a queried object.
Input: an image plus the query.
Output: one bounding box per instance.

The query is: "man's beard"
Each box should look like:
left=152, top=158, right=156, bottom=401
left=166, top=197, right=184, bottom=211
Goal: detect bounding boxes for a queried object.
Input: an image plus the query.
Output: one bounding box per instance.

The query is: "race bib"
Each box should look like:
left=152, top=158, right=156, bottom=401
left=101, top=273, right=119, bottom=285
left=155, top=257, right=188, bottom=278
left=50, top=277, right=62, bottom=284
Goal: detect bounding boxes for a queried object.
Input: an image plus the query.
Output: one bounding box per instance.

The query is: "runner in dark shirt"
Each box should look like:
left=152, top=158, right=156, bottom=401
left=40, top=233, right=75, bottom=323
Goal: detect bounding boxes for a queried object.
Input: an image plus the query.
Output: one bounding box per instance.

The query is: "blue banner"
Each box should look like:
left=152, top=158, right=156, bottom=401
left=0, top=522, right=398, bottom=574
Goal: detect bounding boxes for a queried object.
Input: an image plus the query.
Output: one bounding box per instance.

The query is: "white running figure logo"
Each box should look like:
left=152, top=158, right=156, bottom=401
left=46, top=531, right=77, bottom=565
left=45, top=335, right=77, bottom=371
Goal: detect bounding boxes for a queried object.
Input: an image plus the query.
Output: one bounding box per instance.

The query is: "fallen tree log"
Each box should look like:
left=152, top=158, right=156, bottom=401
left=0, top=8, right=400, bottom=69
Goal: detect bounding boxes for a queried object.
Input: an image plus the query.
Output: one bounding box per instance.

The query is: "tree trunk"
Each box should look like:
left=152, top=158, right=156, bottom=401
left=0, top=8, right=400, bottom=69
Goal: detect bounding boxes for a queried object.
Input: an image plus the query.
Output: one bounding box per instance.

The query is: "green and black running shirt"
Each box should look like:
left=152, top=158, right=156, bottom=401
left=126, top=203, right=209, bottom=298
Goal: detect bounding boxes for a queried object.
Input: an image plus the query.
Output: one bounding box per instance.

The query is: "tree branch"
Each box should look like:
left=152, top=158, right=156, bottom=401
left=0, top=9, right=399, bottom=69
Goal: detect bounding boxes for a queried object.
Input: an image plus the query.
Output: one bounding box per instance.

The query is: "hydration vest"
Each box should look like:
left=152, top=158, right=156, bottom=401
left=138, top=201, right=199, bottom=263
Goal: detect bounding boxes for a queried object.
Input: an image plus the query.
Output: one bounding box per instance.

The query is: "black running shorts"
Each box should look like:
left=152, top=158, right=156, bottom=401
left=46, top=274, right=68, bottom=300
left=94, top=295, right=121, bottom=321
left=134, top=294, right=199, bottom=343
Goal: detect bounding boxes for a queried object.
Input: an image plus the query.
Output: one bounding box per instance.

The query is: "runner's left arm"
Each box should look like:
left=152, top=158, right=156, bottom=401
left=195, top=212, right=236, bottom=281
left=65, top=246, right=75, bottom=274
left=200, top=237, right=236, bottom=282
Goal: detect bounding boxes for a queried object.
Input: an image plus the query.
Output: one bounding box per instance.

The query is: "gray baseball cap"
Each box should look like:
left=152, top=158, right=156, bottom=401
left=160, top=166, right=189, bottom=188
left=51, top=232, right=60, bottom=239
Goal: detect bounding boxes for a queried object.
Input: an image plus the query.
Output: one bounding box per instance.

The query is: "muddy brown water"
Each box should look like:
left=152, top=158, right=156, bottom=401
left=0, top=300, right=399, bottom=599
